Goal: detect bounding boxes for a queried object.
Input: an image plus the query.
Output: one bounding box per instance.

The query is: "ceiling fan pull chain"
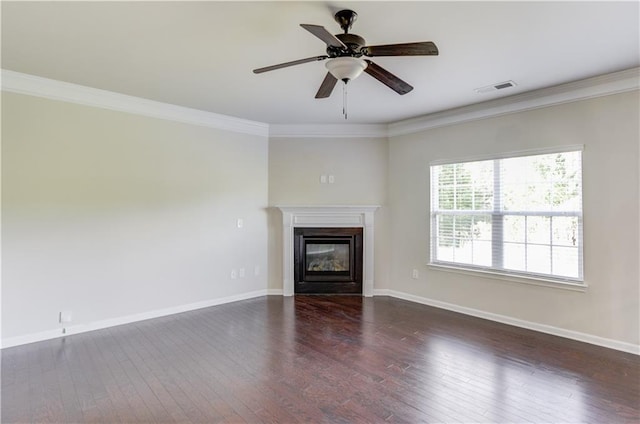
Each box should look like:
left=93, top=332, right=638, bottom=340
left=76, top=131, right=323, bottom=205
left=343, top=82, right=348, bottom=120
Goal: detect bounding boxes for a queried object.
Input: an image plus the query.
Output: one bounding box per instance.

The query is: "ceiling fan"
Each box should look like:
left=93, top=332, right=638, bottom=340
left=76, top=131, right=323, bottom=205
left=253, top=9, right=439, bottom=99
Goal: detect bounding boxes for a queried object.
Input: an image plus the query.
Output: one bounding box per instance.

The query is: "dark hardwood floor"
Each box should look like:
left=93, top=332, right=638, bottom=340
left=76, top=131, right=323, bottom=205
left=2, top=295, right=639, bottom=423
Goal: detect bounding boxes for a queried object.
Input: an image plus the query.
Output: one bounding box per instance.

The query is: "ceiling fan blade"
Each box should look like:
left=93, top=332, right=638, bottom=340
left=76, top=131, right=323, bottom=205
left=253, top=55, right=328, bottom=74
left=300, top=24, right=347, bottom=49
left=364, top=60, right=413, bottom=95
left=363, top=41, right=438, bottom=57
left=315, top=72, right=338, bottom=98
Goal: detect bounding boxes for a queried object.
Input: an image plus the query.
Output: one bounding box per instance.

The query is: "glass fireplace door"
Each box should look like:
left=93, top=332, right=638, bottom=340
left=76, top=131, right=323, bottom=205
left=294, top=227, right=363, bottom=294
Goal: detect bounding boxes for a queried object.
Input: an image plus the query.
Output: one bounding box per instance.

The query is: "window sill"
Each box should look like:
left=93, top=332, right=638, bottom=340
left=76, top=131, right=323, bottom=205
left=428, top=263, right=588, bottom=292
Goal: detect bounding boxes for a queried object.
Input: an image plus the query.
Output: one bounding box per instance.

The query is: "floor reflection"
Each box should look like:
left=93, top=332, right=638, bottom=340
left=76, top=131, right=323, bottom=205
left=264, top=295, right=636, bottom=422
left=3, top=295, right=637, bottom=423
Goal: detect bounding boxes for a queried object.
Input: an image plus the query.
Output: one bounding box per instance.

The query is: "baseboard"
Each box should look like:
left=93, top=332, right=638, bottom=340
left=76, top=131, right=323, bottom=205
left=373, top=289, right=639, bottom=355
left=1, top=289, right=270, bottom=349
left=6, top=288, right=637, bottom=355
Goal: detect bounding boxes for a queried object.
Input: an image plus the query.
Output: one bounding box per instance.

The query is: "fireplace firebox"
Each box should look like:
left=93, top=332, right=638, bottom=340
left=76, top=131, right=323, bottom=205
left=294, top=227, right=363, bottom=294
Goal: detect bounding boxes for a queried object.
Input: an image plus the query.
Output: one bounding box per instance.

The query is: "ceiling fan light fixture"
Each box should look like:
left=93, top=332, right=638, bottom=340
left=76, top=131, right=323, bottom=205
left=325, top=57, right=367, bottom=83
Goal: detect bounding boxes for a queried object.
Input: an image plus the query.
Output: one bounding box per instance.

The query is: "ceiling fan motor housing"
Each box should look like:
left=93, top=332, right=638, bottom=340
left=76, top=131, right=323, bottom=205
left=328, top=33, right=366, bottom=57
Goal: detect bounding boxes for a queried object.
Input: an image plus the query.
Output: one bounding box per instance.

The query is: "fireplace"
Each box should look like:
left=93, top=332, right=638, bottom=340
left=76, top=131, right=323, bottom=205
left=277, top=205, right=379, bottom=297
left=294, top=227, right=363, bottom=294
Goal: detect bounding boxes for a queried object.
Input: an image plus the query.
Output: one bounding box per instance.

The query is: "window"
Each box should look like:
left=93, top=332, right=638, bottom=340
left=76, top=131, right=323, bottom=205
left=430, top=147, right=583, bottom=284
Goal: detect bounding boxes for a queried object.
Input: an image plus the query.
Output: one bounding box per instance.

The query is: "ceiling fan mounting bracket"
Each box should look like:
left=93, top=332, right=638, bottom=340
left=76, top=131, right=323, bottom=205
left=334, top=9, right=357, bottom=33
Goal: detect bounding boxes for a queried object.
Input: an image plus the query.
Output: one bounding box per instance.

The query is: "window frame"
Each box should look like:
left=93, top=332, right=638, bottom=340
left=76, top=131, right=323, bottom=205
left=429, top=145, right=586, bottom=289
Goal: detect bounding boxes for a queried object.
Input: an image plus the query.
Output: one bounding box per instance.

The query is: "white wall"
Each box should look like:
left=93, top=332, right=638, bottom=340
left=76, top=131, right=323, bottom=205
left=388, top=91, right=639, bottom=346
left=268, top=136, right=390, bottom=292
left=2, top=92, right=269, bottom=343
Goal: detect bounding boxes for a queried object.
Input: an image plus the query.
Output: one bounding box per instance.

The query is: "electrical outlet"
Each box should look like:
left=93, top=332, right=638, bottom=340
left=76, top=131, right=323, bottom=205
left=236, top=218, right=243, bottom=228
left=412, top=269, right=419, bottom=279
left=231, top=269, right=237, bottom=279
left=320, top=175, right=327, bottom=184
left=59, top=311, right=73, bottom=323
left=328, top=175, right=335, bottom=184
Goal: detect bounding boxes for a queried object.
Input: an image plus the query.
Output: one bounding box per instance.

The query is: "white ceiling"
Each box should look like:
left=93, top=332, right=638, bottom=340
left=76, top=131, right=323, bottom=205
left=2, top=1, right=639, bottom=125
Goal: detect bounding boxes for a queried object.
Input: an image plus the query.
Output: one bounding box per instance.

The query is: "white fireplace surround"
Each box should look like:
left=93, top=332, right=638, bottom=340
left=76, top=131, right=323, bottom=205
left=277, top=205, right=380, bottom=297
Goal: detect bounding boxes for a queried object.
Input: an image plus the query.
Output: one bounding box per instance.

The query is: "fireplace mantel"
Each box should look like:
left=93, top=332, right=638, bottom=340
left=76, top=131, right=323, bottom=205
left=277, top=205, right=379, bottom=297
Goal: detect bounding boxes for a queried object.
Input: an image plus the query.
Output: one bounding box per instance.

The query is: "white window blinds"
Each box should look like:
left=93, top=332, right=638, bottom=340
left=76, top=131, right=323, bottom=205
left=430, top=149, right=583, bottom=283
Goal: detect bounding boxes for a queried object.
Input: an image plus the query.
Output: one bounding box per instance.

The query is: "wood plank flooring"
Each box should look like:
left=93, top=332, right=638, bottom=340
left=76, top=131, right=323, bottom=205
left=2, top=295, right=639, bottom=423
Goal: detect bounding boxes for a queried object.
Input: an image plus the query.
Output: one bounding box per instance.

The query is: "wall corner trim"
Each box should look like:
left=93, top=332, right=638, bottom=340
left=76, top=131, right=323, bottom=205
left=1, top=69, right=269, bottom=137
left=374, top=289, right=640, bottom=356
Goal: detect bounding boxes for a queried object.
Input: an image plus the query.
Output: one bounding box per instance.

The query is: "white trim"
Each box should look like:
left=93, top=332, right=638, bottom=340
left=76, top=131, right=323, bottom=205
left=1, top=69, right=269, bottom=137
left=389, top=67, right=640, bottom=137
left=2, top=285, right=636, bottom=355
left=269, top=124, right=387, bottom=138
left=374, top=289, right=639, bottom=356
left=1, top=289, right=270, bottom=349
left=4, top=68, right=636, bottom=139
left=427, top=263, right=587, bottom=292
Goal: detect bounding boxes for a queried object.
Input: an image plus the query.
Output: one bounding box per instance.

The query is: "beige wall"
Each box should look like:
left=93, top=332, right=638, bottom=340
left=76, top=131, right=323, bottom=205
left=2, top=93, right=269, bottom=340
left=268, top=136, right=390, bottom=291
left=3, top=86, right=638, bottom=350
left=387, top=91, right=640, bottom=345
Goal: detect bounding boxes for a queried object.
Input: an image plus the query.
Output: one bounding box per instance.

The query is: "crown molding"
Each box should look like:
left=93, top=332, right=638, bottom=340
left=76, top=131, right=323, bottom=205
left=1, top=69, right=269, bottom=137
left=388, top=67, right=640, bottom=137
left=3, top=67, right=637, bottom=139
left=269, top=123, right=387, bottom=138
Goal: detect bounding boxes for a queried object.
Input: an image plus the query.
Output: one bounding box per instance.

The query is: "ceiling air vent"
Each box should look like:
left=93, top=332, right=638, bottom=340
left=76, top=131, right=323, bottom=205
left=475, top=80, right=517, bottom=94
